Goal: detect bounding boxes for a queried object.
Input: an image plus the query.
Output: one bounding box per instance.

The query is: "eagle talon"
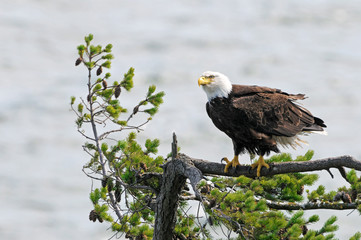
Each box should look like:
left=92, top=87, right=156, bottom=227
left=251, top=156, right=269, bottom=177
left=221, top=157, right=230, bottom=164
left=223, top=156, right=239, bottom=173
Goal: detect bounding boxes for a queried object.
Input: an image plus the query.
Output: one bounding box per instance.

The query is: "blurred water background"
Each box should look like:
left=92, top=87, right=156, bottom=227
left=1, top=0, right=361, bottom=239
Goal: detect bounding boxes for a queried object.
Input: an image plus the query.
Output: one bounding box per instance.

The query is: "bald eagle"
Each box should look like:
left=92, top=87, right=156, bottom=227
left=198, top=71, right=326, bottom=176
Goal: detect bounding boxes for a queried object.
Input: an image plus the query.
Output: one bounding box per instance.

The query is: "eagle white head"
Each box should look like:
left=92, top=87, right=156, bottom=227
left=198, top=71, right=233, bottom=101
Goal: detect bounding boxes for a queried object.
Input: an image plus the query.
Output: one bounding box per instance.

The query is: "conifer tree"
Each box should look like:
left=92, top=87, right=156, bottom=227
left=72, top=34, right=361, bottom=240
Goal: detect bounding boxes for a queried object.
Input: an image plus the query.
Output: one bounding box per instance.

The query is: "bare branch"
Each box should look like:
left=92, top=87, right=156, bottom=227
left=126, top=99, right=147, bottom=122
left=80, top=97, right=91, bottom=112
left=136, top=172, right=162, bottom=185
left=97, top=119, right=150, bottom=140
left=179, top=195, right=202, bottom=201
left=78, top=129, right=95, bottom=141
left=181, top=154, right=361, bottom=179
left=211, top=208, right=251, bottom=239
left=70, top=104, right=82, bottom=118
left=172, top=153, right=361, bottom=212
left=258, top=196, right=360, bottom=211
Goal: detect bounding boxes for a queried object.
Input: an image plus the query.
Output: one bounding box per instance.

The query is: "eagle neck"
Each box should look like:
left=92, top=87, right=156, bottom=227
left=205, top=84, right=232, bottom=101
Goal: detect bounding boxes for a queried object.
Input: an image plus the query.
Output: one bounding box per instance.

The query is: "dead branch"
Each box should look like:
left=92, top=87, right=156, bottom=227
left=180, top=154, right=361, bottom=180
left=171, top=153, right=361, bottom=212
left=258, top=196, right=359, bottom=211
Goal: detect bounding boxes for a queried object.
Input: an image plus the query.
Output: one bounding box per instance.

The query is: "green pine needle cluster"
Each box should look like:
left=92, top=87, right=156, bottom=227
left=72, top=34, right=165, bottom=129
left=120, top=67, right=134, bottom=91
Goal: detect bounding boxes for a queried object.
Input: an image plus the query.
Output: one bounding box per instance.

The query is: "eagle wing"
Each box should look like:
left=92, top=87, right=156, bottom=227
left=230, top=85, right=324, bottom=138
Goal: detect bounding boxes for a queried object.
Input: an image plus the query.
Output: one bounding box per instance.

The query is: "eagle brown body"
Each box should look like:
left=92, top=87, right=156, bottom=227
left=206, top=85, right=326, bottom=157
left=198, top=71, right=326, bottom=176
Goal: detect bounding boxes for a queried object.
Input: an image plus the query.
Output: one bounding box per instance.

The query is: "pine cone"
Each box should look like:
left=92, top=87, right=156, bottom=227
left=302, top=225, right=308, bottom=235
left=342, top=193, right=352, bottom=203
left=200, top=185, right=210, bottom=194
left=333, top=191, right=344, bottom=202
left=96, top=66, right=103, bottom=76
left=278, top=228, right=287, bottom=238
left=140, top=162, right=148, bottom=172
left=135, top=235, right=147, bottom=240
left=75, top=57, right=82, bottom=66
left=101, top=177, right=108, bottom=188
left=115, top=181, right=122, bottom=202
left=102, top=80, right=108, bottom=90
left=115, top=189, right=121, bottom=202
left=133, top=105, right=139, bottom=115
left=97, top=215, right=104, bottom=223
left=208, top=199, right=216, bottom=208
left=89, top=210, right=97, bottom=222
left=114, top=85, right=121, bottom=98
left=351, top=189, right=357, bottom=201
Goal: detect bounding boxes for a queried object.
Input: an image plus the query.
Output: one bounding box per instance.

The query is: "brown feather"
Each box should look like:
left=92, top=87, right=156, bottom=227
left=206, top=84, right=326, bottom=156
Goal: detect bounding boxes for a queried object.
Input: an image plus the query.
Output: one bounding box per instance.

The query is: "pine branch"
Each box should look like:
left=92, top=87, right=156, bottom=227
left=86, top=63, right=124, bottom=222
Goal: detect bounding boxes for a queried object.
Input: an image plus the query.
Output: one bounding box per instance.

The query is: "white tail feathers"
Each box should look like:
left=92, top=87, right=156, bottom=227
left=314, top=130, right=328, bottom=136
left=273, top=129, right=327, bottom=150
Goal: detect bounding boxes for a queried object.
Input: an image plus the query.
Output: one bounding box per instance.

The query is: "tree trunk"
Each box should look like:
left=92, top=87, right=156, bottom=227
left=153, top=159, right=187, bottom=240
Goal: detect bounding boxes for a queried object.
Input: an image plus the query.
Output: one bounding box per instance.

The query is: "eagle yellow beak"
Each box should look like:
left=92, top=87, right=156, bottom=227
left=198, top=76, right=213, bottom=86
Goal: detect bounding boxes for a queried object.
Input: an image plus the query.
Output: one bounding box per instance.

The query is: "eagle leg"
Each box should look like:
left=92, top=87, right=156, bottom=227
left=250, top=155, right=269, bottom=177
left=223, top=155, right=240, bottom=173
